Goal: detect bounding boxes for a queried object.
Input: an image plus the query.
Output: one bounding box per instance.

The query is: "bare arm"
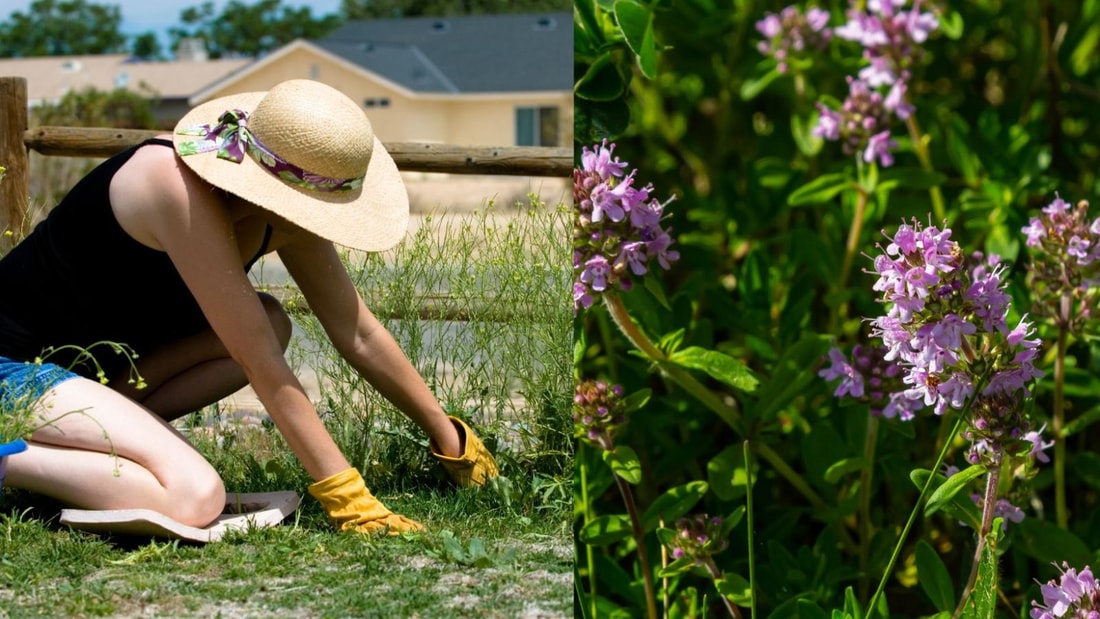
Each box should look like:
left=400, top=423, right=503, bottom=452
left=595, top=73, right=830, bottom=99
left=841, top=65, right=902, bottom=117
left=277, top=234, right=462, bottom=456
left=115, top=148, right=351, bottom=480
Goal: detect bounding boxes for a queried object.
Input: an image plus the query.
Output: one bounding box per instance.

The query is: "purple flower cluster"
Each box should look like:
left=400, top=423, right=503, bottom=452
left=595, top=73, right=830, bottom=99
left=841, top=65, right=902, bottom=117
left=574, top=379, right=627, bottom=451
left=1031, top=562, right=1100, bottom=619
left=814, top=76, right=909, bottom=167
left=574, top=141, right=680, bottom=311
left=818, top=344, right=923, bottom=420
left=839, top=219, right=1044, bottom=464
left=1023, top=195, right=1100, bottom=333
left=835, top=0, right=938, bottom=88
left=814, top=0, right=937, bottom=168
left=755, top=5, right=832, bottom=74
left=665, top=514, right=728, bottom=566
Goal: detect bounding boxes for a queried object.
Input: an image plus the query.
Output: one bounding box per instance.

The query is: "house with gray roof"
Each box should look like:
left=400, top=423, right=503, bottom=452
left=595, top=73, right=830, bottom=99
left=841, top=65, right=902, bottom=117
left=191, top=12, right=572, bottom=148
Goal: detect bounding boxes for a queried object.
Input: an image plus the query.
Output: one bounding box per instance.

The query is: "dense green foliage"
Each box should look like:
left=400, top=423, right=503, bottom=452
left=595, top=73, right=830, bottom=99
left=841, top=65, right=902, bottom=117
left=341, top=0, right=572, bottom=19
left=575, top=1, right=1100, bottom=617
left=0, top=0, right=126, bottom=57
left=168, top=0, right=343, bottom=59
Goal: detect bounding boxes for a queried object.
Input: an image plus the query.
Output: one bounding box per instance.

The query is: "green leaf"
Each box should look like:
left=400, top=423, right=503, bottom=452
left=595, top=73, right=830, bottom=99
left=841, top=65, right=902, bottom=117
left=575, top=52, right=628, bottom=101
left=1014, top=516, right=1092, bottom=566
left=925, top=464, right=985, bottom=517
left=791, top=112, right=823, bottom=157
left=613, top=0, right=656, bottom=78
left=575, top=97, right=631, bottom=142
left=656, top=556, right=695, bottom=578
left=1074, top=451, right=1100, bottom=492
left=602, top=445, right=643, bottom=484
left=824, top=457, right=865, bottom=485
left=909, top=469, right=982, bottom=530
left=578, top=514, right=633, bottom=545
left=619, top=388, right=652, bottom=414
left=1072, top=24, right=1100, bottom=76
left=706, top=445, right=753, bottom=501
left=946, top=118, right=980, bottom=185
left=939, top=10, right=964, bottom=39
left=643, top=272, right=672, bottom=310
left=787, top=173, right=851, bottom=206
left=1063, top=402, right=1100, bottom=437
left=797, top=600, right=831, bottom=619
left=721, top=505, right=746, bottom=534
left=741, top=65, right=781, bottom=100
left=668, top=346, right=759, bottom=392
left=751, top=334, right=832, bottom=422
left=641, top=481, right=708, bottom=531
left=574, top=0, right=606, bottom=47
left=655, top=527, right=676, bottom=546
left=915, top=540, right=955, bottom=612
left=574, top=15, right=598, bottom=57
left=958, top=537, right=997, bottom=618
left=843, top=586, right=863, bottom=619
left=714, top=573, right=751, bottom=605
left=877, top=167, right=947, bottom=191
left=659, top=329, right=686, bottom=355
left=574, top=322, right=588, bottom=365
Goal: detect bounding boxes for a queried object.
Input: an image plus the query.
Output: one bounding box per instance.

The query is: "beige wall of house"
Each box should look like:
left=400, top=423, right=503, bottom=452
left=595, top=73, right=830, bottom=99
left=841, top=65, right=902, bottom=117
left=446, top=95, right=572, bottom=146
left=195, top=44, right=572, bottom=148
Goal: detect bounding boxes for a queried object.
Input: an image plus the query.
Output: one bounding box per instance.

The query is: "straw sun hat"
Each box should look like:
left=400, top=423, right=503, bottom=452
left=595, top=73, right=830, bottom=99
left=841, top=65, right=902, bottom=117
left=173, top=79, right=409, bottom=252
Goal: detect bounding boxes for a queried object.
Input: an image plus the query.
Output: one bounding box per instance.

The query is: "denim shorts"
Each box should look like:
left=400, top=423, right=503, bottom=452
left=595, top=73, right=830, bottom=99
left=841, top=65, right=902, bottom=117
left=0, top=356, right=79, bottom=423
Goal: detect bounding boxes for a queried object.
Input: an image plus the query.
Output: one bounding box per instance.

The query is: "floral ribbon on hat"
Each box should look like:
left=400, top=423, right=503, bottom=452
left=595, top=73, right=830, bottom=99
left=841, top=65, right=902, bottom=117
left=176, top=109, right=364, bottom=193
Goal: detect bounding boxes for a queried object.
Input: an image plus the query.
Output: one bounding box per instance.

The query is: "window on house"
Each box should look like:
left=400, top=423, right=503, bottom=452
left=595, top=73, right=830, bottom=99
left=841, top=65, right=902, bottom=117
left=364, top=98, right=391, bottom=108
left=515, top=106, right=559, bottom=147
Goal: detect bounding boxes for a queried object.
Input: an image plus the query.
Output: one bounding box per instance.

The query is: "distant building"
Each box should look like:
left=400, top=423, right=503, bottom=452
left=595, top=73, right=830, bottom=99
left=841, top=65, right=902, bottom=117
left=192, top=12, right=573, bottom=147
left=0, top=51, right=250, bottom=127
left=0, top=14, right=572, bottom=146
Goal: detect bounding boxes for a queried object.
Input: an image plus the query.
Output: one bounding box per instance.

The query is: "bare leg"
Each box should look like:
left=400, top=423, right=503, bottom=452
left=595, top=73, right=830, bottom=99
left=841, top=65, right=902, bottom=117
left=110, top=292, right=292, bottom=422
left=5, top=377, right=226, bottom=527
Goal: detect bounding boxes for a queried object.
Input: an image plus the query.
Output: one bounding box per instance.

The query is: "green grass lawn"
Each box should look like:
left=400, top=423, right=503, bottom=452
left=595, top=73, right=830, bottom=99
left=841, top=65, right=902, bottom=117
left=0, top=486, right=571, bottom=618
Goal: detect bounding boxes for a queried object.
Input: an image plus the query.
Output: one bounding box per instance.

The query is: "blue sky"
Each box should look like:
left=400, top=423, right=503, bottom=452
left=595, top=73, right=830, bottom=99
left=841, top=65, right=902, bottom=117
left=1, top=1, right=345, bottom=49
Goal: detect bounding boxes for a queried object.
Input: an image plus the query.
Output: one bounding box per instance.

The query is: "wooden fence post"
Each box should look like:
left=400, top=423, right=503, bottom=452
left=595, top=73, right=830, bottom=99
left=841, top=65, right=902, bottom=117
left=0, top=77, right=29, bottom=249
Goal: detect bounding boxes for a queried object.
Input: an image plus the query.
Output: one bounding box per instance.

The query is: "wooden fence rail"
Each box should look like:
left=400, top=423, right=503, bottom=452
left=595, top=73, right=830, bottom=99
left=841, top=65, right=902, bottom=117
left=0, top=76, right=571, bottom=242
left=0, top=76, right=571, bottom=322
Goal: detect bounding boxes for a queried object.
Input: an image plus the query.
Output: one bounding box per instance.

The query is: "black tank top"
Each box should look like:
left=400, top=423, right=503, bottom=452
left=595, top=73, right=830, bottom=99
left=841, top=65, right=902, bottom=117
left=0, top=138, right=270, bottom=380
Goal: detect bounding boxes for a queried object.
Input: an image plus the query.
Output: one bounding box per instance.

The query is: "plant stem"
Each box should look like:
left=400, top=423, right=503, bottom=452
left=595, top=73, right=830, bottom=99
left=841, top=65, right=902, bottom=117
left=858, top=413, right=880, bottom=601
left=839, top=177, right=869, bottom=296
left=660, top=519, right=669, bottom=619
left=744, top=440, right=758, bottom=619
left=703, top=556, right=743, bottom=619
left=903, top=113, right=947, bottom=223
left=1054, top=317, right=1069, bottom=528
left=601, top=293, right=830, bottom=516
left=838, top=186, right=870, bottom=325
left=614, top=475, right=658, bottom=619
left=579, top=454, right=599, bottom=619
left=867, top=414, right=966, bottom=616
left=951, top=465, right=1001, bottom=619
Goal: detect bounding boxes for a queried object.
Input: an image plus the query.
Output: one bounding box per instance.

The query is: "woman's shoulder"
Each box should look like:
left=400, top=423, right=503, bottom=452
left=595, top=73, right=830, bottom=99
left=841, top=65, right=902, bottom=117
left=109, top=136, right=221, bottom=250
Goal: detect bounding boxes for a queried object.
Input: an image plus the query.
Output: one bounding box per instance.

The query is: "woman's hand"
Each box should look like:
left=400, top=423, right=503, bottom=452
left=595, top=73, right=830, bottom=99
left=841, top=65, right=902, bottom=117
left=308, top=468, right=424, bottom=535
left=430, top=416, right=499, bottom=487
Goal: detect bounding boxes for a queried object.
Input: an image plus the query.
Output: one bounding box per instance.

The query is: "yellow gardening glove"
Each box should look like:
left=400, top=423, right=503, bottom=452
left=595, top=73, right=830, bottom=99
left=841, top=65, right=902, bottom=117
left=430, top=416, right=499, bottom=487
left=308, top=468, right=424, bottom=535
